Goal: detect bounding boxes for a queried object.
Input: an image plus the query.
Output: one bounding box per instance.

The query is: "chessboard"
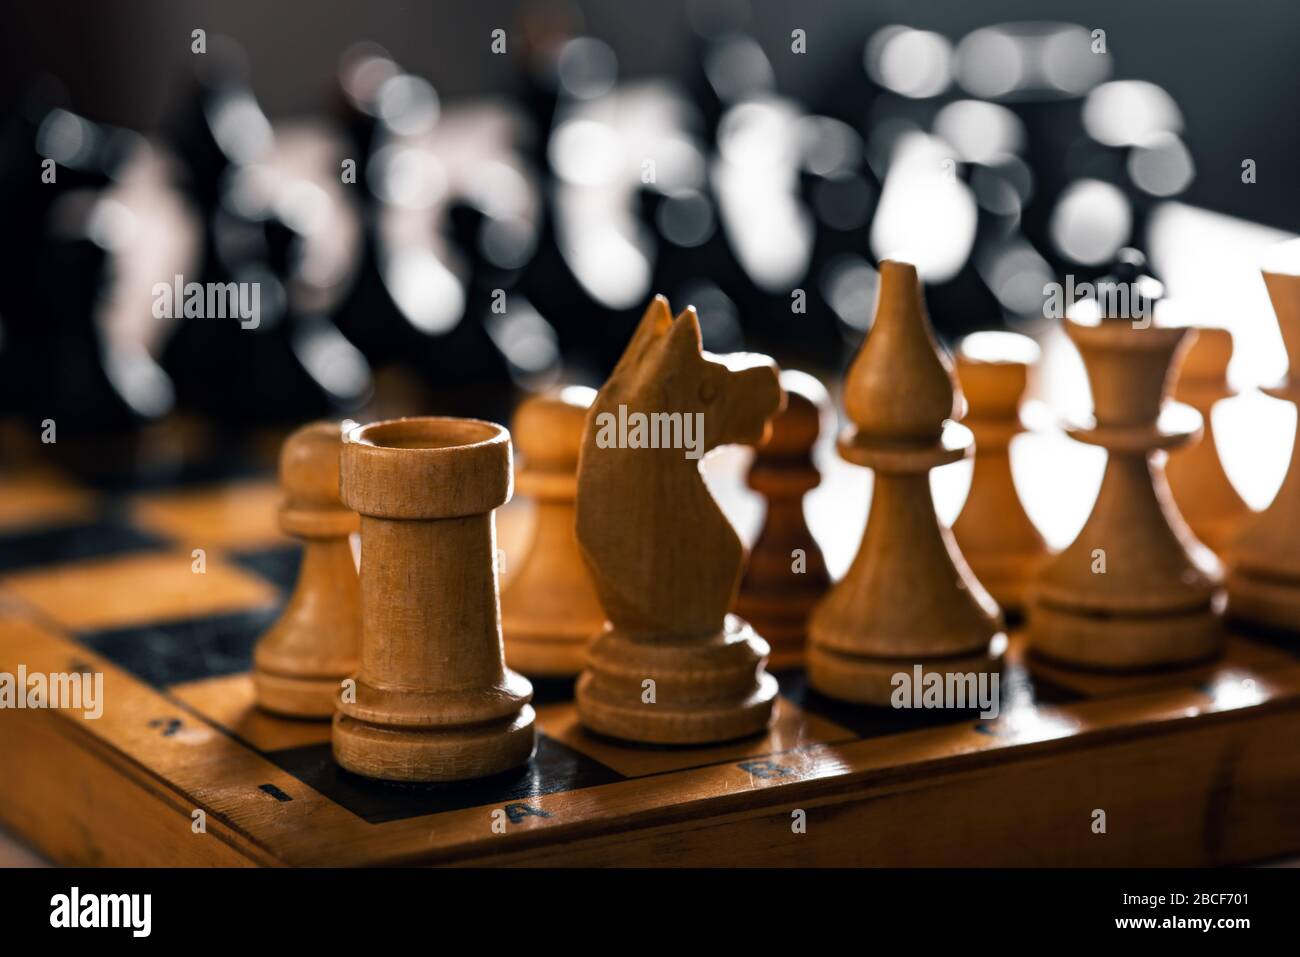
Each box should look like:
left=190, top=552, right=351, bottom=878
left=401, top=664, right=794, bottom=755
left=3, top=427, right=1300, bottom=867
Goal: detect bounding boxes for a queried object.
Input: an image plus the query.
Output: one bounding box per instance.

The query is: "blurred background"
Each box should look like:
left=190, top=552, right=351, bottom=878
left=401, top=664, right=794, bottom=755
left=8, top=0, right=1298, bottom=227
left=0, top=0, right=1297, bottom=482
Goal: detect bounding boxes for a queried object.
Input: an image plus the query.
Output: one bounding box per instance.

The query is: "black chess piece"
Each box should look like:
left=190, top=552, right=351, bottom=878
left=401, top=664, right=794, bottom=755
left=410, top=197, right=560, bottom=421
left=923, top=167, right=1019, bottom=340
left=684, top=0, right=774, bottom=148
left=166, top=35, right=273, bottom=214
left=162, top=195, right=372, bottom=427
left=330, top=58, right=453, bottom=369
left=1086, top=246, right=1163, bottom=324
left=0, top=91, right=158, bottom=436
left=516, top=167, right=646, bottom=381
left=787, top=120, right=881, bottom=369
left=1064, top=81, right=1190, bottom=286
left=0, top=86, right=136, bottom=341
left=504, top=10, right=651, bottom=380
left=633, top=182, right=745, bottom=354
left=510, top=0, right=590, bottom=170
left=333, top=42, right=399, bottom=166
left=953, top=23, right=1110, bottom=280
left=17, top=213, right=169, bottom=439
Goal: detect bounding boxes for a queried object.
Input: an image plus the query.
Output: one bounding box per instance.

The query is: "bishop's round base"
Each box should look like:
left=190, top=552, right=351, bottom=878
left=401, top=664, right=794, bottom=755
left=253, top=668, right=347, bottom=720
left=1028, top=598, right=1225, bottom=671
left=331, top=707, right=537, bottom=783
left=806, top=637, right=1005, bottom=706
left=1228, top=568, right=1300, bottom=635
left=575, top=616, right=777, bottom=744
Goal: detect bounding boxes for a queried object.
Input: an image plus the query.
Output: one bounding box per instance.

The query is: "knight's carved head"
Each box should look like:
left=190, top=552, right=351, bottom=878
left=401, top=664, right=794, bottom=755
left=598, top=295, right=783, bottom=456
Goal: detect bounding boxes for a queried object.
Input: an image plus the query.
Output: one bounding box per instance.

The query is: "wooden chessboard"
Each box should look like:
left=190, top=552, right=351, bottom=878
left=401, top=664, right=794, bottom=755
left=2, top=433, right=1300, bottom=867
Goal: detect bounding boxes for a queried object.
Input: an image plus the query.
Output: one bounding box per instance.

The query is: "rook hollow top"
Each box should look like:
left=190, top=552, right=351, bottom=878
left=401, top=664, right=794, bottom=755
left=342, top=416, right=512, bottom=519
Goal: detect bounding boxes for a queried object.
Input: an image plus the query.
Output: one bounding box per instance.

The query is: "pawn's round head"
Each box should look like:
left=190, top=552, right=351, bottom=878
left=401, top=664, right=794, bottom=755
left=760, top=369, right=830, bottom=458
left=512, top=386, right=596, bottom=471
left=280, top=420, right=353, bottom=509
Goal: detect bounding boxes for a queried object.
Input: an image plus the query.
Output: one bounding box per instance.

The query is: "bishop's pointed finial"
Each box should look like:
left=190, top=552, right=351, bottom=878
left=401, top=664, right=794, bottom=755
left=843, top=260, right=959, bottom=444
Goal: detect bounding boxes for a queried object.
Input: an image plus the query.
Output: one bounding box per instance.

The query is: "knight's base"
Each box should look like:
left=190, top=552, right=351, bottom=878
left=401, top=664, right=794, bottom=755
left=575, top=616, right=777, bottom=744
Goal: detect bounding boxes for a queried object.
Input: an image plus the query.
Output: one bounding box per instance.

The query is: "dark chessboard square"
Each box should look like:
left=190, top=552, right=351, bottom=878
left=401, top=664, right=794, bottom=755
left=229, top=544, right=303, bottom=592
left=265, top=735, right=625, bottom=825
left=79, top=607, right=280, bottom=688
left=0, top=516, right=165, bottom=572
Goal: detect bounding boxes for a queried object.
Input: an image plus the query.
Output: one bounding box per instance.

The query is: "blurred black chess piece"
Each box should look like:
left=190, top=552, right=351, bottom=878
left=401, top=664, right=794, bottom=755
left=0, top=83, right=123, bottom=299
left=1066, top=79, right=1193, bottom=286
left=161, top=32, right=367, bottom=426
left=333, top=42, right=399, bottom=167
left=162, top=190, right=372, bottom=427
left=811, top=23, right=1010, bottom=345
left=924, top=165, right=1021, bottom=339
left=510, top=28, right=651, bottom=380
left=684, top=0, right=774, bottom=148
left=414, top=196, right=559, bottom=421
left=511, top=0, right=589, bottom=170
left=0, top=82, right=164, bottom=438
left=950, top=22, right=1113, bottom=280
left=166, top=36, right=274, bottom=215
left=1087, top=246, right=1164, bottom=323
left=16, top=196, right=171, bottom=439
left=635, top=183, right=746, bottom=353
left=788, top=117, right=880, bottom=368
left=330, top=52, right=459, bottom=369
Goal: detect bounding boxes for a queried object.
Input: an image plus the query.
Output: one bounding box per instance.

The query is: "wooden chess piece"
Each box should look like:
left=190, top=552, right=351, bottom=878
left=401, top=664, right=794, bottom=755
left=575, top=295, right=783, bottom=744
left=1029, top=314, right=1225, bottom=670
left=501, top=386, right=606, bottom=677
left=253, top=421, right=361, bottom=718
left=1229, top=257, right=1300, bottom=632
left=333, top=417, right=536, bottom=782
left=952, top=332, right=1049, bottom=614
left=733, top=369, right=831, bottom=670
left=807, top=261, right=1005, bottom=705
left=1166, top=326, right=1250, bottom=556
